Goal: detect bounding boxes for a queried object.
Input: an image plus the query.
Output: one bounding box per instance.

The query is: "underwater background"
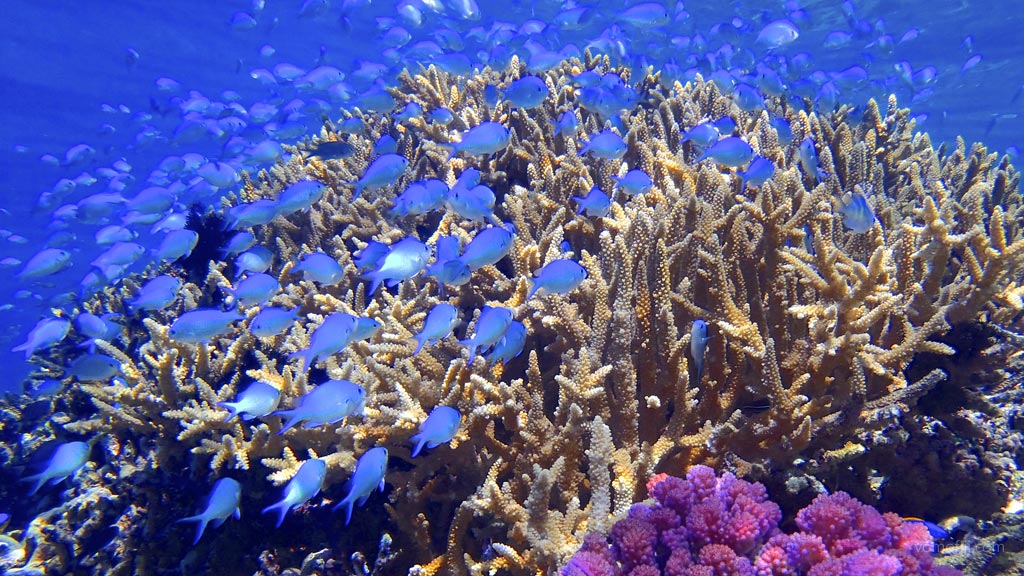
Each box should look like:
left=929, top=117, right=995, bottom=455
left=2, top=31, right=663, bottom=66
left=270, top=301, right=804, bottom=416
left=1, top=0, right=1022, bottom=574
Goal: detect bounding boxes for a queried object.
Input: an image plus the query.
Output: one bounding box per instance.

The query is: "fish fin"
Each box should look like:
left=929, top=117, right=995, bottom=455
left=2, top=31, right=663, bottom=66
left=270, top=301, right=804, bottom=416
left=217, top=401, right=239, bottom=422
left=234, top=507, right=241, bottom=520
left=411, top=337, right=425, bottom=356
left=570, top=197, right=585, bottom=214
left=261, top=501, right=289, bottom=528
left=287, top=350, right=310, bottom=373
left=273, top=410, right=300, bottom=435
left=176, top=514, right=209, bottom=545
left=410, top=436, right=426, bottom=458
left=21, top=473, right=47, bottom=495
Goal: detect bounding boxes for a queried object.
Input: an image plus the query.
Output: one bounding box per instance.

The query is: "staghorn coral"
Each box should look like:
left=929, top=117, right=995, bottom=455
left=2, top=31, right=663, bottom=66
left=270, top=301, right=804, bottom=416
left=1, top=54, right=1022, bottom=575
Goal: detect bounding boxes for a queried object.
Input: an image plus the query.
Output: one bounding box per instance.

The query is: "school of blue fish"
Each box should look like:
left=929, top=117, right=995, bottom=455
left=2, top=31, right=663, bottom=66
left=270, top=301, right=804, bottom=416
left=2, top=0, right=1009, bottom=565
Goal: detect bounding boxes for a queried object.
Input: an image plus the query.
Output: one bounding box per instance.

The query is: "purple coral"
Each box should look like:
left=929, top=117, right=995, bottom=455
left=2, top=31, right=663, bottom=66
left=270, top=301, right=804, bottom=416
left=562, top=466, right=961, bottom=576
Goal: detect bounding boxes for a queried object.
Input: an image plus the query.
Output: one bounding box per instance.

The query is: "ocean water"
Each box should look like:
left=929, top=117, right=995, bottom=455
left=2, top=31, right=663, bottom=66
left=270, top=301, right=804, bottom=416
left=0, top=1, right=1021, bottom=387
left=0, top=0, right=1021, bottom=574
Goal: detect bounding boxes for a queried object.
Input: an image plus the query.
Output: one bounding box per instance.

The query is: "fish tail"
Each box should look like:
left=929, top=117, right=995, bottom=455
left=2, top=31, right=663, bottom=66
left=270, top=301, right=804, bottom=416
left=217, top=401, right=239, bottom=422
left=411, top=337, right=425, bottom=356
left=21, top=473, right=46, bottom=495
left=288, top=350, right=310, bottom=373
left=570, top=197, right=585, bottom=214
left=526, top=282, right=540, bottom=300
left=274, top=410, right=300, bottom=435
left=458, top=338, right=478, bottom=364
left=176, top=515, right=209, bottom=544
left=343, top=500, right=354, bottom=525
left=261, top=501, right=289, bottom=528
left=410, top=435, right=426, bottom=458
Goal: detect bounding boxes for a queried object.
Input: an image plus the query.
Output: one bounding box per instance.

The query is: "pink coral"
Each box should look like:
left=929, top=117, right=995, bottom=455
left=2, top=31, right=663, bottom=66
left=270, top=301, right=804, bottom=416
left=561, top=468, right=960, bottom=576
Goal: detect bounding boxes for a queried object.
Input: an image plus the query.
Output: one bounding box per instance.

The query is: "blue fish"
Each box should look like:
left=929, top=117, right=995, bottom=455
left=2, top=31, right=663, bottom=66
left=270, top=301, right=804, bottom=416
left=235, top=246, right=274, bottom=278
left=392, top=179, right=448, bottom=217
left=691, top=320, right=711, bottom=381
left=696, top=136, right=753, bottom=167
left=739, top=156, right=776, bottom=190
left=578, top=130, right=627, bottom=160
left=75, top=312, right=122, bottom=352
left=354, top=240, right=389, bottom=272
left=904, top=517, right=951, bottom=540
left=289, top=313, right=357, bottom=373
left=756, top=19, right=799, bottom=50
left=219, top=381, right=281, bottom=421
left=292, top=252, right=343, bottom=286
left=65, top=354, right=120, bottom=382
left=771, top=118, right=794, bottom=146
left=733, top=84, right=764, bottom=112
left=798, top=138, right=828, bottom=182
left=681, top=122, right=720, bottom=147
left=484, top=320, right=527, bottom=365
left=177, top=478, right=242, bottom=544
left=333, top=447, right=387, bottom=525
left=220, top=232, right=257, bottom=258
left=393, top=101, right=423, bottom=123
left=351, top=153, right=408, bottom=199
left=619, top=2, right=669, bottom=27
left=552, top=110, right=579, bottom=137
left=612, top=169, right=654, bottom=196
left=23, top=441, right=90, bottom=495
left=351, top=317, right=383, bottom=343
left=527, top=259, right=588, bottom=299
left=373, top=134, right=399, bottom=156
left=362, top=237, right=431, bottom=295
left=273, top=379, right=365, bottom=434
left=713, top=116, right=737, bottom=136
left=838, top=192, right=875, bottom=233
left=504, top=75, right=548, bottom=109
left=447, top=183, right=496, bottom=222
left=262, top=458, right=326, bottom=528
left=802, top=224, right=816, bottom=256
left=461, top=306, right=514, bottom=364
left=128, top=275, right=182, bottom=313
left=425, top=257, right=472, bottom=297
left=458, top=226, right=515, bottom=271
left=223, top=273, right=279, bottom=308
left=225, top=199, right=279, bottom=231
left=447, top=122, right=511, bottom=159
left=12, top=318, right=70, bottom=359
left=427, top=107, right=455, bottom=125
left=169, top=309, right=244, bottom=343
left=412, top=303, right=459, bottom=355
left=250, top=306, right=300, bottom=338
left=571, top=186, right=612, bottom=218
left=16, top=247, right=72, bottom=280
left=153, top=230, right=199, bottom=263
left=410, top=406, right=461, bottom=457
left=276, top=180, right=327, bottom=216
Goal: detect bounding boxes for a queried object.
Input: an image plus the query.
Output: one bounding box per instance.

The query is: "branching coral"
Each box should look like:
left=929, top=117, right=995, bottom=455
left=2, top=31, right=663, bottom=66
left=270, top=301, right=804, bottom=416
left=2, top=53, right=1021, bottom=575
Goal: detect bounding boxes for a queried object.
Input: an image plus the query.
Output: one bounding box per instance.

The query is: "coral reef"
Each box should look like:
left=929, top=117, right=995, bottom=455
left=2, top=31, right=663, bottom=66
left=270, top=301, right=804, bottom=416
left=562, top=465, right=961, bottom=576
left=1, top=53, right=1022, bottom=575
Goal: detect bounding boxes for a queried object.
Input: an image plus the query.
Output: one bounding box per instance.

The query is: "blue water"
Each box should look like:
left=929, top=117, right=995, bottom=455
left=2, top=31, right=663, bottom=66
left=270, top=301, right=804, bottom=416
left=0, top=2, right=1019, bottom=384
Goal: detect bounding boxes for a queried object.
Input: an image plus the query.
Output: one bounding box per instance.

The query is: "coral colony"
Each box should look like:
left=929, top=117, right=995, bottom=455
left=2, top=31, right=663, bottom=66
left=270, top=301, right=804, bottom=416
left=2, top=54, right=1022, bottom=575
left=562, top=466, right=962, bottom=576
